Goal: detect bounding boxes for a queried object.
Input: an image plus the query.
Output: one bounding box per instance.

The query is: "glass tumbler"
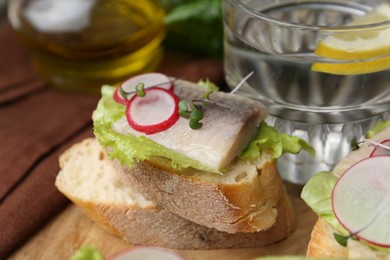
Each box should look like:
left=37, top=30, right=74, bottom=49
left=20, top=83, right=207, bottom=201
left=8, top=0, right=166, bottom=92
left=224, top=0, right=390, bottom=184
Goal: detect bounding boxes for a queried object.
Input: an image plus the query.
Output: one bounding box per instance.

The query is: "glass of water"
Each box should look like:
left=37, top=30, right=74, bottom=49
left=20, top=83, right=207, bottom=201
left=224, top=0, right=390, bottom=184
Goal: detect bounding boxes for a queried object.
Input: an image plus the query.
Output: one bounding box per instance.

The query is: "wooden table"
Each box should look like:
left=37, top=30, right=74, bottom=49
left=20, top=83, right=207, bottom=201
left=10, top=186, right=318, bottom=260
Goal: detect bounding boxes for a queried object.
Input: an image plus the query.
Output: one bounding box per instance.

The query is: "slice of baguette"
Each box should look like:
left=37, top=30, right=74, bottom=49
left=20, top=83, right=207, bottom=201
left=307, top=218, right=390, bottom=259
left=55, top=138, right=296, bottom=249
left=117, top=151, right=292, bottom=234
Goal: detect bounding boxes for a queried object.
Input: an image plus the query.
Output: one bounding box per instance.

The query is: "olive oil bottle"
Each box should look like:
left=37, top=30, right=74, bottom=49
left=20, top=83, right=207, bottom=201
left=8, top=0, right=166, bottom=92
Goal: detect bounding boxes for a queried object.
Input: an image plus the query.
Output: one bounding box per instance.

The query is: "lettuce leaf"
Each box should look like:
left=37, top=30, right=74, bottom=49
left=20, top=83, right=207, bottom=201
left=93, top=86, right=314, bottom=173
left=197, top=78, right=219, bottom=91
left=71, top=246, right=103, bottom=260
left=301, top=171, right=348, bottom=235
left=366, top=120, right=390, bottom=138
left=240, top=122, right=315, bottom=160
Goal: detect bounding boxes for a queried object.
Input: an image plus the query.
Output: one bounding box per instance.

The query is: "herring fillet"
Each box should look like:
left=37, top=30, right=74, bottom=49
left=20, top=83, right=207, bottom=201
left=112, top=79, right=268, bottom=171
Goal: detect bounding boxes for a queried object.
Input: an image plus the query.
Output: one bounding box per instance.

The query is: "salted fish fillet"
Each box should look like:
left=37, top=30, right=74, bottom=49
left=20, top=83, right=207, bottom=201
left=112, top=79, right=268, bottom=171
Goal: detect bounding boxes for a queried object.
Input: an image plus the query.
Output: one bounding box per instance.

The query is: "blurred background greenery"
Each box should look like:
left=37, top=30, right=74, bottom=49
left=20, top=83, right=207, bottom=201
left=161, top=0, right=223, bottom=58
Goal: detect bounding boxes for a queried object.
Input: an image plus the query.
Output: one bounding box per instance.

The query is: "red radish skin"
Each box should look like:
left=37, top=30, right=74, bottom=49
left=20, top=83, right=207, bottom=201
left=113, top=85, right=129, bottom=105
left=332, top=156, right=390, bottom=248
left=126, top=87, right=180, bottom=134
left=370, top=139, right=390, bottom=157
left=113, top=73, right=173, bottom=105
left=109, top=247, right=183, bottom=260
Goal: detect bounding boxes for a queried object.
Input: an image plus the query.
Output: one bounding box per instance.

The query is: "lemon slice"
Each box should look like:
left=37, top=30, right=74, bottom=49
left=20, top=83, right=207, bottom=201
left=312, top=3, right=390, bottom=75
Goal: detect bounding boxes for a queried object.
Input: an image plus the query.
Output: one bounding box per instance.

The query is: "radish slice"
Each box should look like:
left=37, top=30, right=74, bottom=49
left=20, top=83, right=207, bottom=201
left=113, top=73, right=173, bottom=105
left=332, top=156, right=390, bottom=247
left=126, top=87, right=180, bottom=134
left=113, top=85, right=130, bottom=105
left=110, top=247, right=183, bottom=260
left=370, top=139, right=390, bottom=157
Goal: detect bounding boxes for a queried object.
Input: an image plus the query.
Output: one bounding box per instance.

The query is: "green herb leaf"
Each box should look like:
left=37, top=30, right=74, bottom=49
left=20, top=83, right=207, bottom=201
left=351, top=138, right=360, bottom=151
left=192, top=101, right=205, bottom=111
left=135, top=82, right=146, bottom=97
left=162, top=0, right=223, bottom=57
left=189, top=109, right=204, bottom=129
left=333, top=233, right=350, bottom=247
left=179, top=98, right=211, bottom=129
left=178, top=100, right=189, bottom=117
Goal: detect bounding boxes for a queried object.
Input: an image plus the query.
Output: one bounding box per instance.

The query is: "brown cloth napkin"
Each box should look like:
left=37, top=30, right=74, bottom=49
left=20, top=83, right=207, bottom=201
left=0, top=24, right=224, bottom=258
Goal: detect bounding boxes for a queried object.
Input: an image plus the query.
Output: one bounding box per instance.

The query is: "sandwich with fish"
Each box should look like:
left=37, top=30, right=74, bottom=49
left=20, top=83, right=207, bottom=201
left=56, top=72, right=314, bottom=249
left=302, top=121, right=390, bottom=259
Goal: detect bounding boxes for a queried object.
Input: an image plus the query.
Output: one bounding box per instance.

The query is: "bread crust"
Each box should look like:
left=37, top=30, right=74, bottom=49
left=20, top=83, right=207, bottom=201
left=56, top=138, right=296, bottom=249
left=306, top=218, right=347, bottom=258
left=119, top=158, right=290, bottom=234
left=65, top=189, right=295, bottom=249
left=65, top=195, right=123, bottom=237
left=307, top=218, right=390, bottom=259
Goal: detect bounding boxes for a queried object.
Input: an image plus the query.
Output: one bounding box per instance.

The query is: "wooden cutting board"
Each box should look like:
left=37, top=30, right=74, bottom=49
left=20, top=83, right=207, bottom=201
left=10, top=188, right=318, bottom=260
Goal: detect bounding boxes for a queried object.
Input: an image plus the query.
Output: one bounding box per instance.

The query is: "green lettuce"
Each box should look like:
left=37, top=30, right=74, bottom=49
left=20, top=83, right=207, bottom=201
left=71, top=246, right=103, bottom=260
left=197, top=78, right=219, bottom=91
left=240, top=122, right=315, bottom=160
left=93, top=85, right=314, bottom=173
left=161, top=0, right=223, bottom=57
left=301, top=171, right=347, bottom=235
left=366, top=120, right=390, bottom=138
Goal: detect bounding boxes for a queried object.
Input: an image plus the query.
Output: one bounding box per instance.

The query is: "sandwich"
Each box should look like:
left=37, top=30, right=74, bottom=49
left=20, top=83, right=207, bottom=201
left=301, top=120, right=390, bottom=259
left=56, top=138, right=296, bottom=249
left=56, top=72, right=314, bottom=248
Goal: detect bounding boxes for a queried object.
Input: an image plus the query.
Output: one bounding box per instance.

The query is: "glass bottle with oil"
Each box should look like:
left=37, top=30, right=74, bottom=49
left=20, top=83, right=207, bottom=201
left=8, top=0, right=166, bottom=92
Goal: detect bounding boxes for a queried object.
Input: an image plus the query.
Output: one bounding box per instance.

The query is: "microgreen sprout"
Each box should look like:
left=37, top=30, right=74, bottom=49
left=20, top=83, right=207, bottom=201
left=178, top=88, right=214, bottom=130
left=135, top=82, right=146, bottom=97
left=189, top=109, right=204, bottom=129
left=333, top=233, right=356, bottom=247
left=179, top=72, right=254, bottom=130
left=178, top=100, right=189, bottom=117
left=230, top=71, right=254, bottom=94
left=118, top=78, right=177, bottom=100
left=119, top=86, right=129, bottom=99
left=364, top=139, right=390, bottom=151
left=350, top=138, right=360, bottom=151
left=351, top=138, right=390, bottom=152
